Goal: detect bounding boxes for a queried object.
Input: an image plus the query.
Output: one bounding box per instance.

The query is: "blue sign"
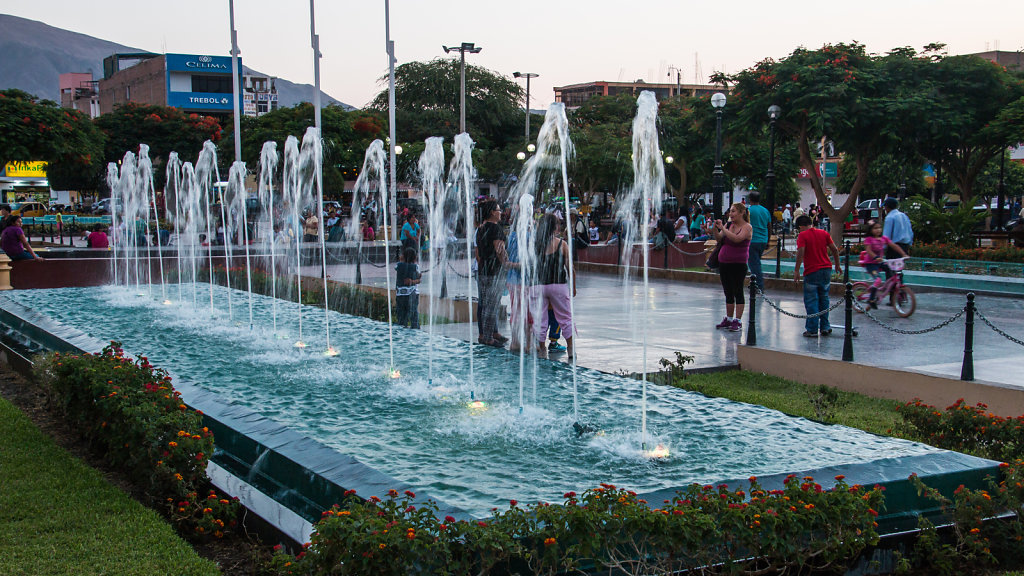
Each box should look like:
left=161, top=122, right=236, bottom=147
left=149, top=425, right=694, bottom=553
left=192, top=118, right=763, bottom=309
left=165, top=53, right=234, bottom=73
left=167, top=91, right=237, bottom=111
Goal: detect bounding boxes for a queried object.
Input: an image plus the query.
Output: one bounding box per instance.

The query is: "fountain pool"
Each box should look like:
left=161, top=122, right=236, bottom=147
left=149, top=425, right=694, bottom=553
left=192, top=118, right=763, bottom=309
left=4, top=284, right=957, bottom=523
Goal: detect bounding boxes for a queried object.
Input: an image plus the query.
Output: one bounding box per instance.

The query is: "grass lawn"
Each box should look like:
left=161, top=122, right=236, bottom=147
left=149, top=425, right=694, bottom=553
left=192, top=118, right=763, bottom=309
left=0, top=397, right=220, bottom=576
left=668, top=369, right=909, bottom=439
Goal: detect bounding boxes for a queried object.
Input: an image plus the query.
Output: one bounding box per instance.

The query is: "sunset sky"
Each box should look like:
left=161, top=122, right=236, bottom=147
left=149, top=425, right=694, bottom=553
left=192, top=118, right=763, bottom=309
left=2, top=0, right=1021, bottom=109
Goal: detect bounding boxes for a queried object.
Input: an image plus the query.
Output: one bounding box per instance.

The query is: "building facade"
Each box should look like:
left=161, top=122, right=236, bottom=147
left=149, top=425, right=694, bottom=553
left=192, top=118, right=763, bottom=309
left=59, top=73, right=100, bottom=118
left=97, top=52, right=275, bottom=118
left=553, top=80, right=720, bottom=108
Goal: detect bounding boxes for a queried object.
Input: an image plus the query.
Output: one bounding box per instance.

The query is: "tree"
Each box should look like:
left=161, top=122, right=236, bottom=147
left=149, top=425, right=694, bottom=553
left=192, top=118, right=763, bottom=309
left=95, top=103, right=222, bottom=188
left=0, top=89, right=106, bottom=191
left=568, top=94, right=634, bottom=200
left=367, top=58, right=525, bottom=181
left=918, top=55, right=1024, bottom=203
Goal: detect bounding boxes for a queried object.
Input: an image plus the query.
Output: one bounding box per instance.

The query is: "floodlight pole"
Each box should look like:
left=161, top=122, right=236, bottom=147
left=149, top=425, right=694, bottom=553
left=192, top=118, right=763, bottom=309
left=228, top=0, right=242, bottom=163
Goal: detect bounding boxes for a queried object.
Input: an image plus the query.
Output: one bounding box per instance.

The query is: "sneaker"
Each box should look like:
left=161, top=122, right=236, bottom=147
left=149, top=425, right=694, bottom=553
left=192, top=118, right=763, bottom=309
left=548, top=341, right=567, bottom=352
left=820, top=328, right=833, bottom=336
left=802, top=330, right=818, bottom=338
left=716, top=317, right=732, bottom=329
left=728, top=319, right=742, bottom=332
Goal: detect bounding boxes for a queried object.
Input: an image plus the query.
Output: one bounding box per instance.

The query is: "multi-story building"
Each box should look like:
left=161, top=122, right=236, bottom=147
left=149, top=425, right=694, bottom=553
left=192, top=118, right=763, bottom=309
left=59, top=72, right=100, bottom=118
left=553, top=80, right=720, bottom=108
left=97, top=52, right=273, bottom=118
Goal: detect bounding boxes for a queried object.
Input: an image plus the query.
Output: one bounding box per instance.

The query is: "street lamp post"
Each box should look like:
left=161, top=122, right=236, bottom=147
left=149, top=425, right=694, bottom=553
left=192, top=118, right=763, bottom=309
left=711, top=92, right=727, bottom=219
left=667, top=65, right=682, bottom=97
left=513, top=72, right=538, bottom=144
left=997, top=147, right=1006, bottom=230
left=443, top=42, right=482, bottom=134
left=765, top=105, right=781, bottom=233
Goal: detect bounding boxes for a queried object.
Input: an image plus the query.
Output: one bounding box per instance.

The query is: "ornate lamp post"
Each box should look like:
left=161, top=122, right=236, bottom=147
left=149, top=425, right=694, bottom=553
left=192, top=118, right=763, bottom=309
left=711, top=92, right=727, bottom=219
left=765, top=105, right=781, bottom=231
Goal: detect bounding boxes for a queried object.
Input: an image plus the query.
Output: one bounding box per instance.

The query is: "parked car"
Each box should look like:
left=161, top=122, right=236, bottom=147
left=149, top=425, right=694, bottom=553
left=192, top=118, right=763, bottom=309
left=91, top=198, right=121, bottom=215
left=10, top=201, right=48, bottom=217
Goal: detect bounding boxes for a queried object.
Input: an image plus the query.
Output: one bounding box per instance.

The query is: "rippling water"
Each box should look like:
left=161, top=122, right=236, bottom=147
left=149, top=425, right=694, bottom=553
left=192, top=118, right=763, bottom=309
left=10, top=285, right=937, bottom=516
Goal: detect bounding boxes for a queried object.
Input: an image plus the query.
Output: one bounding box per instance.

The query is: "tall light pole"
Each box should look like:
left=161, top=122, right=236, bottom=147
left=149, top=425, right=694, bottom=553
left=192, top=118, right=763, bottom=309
left=513, top=71, right=538, bottom=143
left=765, top=104, right=781, bottom=230
left=309, top=0, right=321, bottom=131
left=385, top=0, right=398, bottom=241
left=228, top=0, right=242, bottom=163
left=443, top=42, right=482, bottom=134
left=667, top=65, right=682, bottom=97
left=996, top=146, right=1007, bottom=230
left=711, top=92, right=727, bottom=219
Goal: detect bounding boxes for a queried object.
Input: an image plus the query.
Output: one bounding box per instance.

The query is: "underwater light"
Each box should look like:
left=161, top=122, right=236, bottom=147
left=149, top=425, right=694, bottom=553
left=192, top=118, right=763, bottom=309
left=643, top=444, right=671, bottom=459
left=388, top=369, right=401, bottom=379
left=324, top=347, right=339, bottom=357
left=467, top=400, right=488, bottom=410
left=162, top=299, right=173, bottom=305
left=294, top=340, right=307, bottom=349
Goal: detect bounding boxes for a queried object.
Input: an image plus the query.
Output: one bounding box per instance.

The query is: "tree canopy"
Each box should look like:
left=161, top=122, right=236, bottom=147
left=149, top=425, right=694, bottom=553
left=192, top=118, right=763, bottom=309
left=0, top=88, right=106, bottom=190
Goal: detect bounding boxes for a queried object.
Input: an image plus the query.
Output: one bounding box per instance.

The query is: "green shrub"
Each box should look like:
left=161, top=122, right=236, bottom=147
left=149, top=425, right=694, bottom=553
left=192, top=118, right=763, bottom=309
left=35, top=342, right=239, bottom=539
left=268, top=478, right=884, bottom=575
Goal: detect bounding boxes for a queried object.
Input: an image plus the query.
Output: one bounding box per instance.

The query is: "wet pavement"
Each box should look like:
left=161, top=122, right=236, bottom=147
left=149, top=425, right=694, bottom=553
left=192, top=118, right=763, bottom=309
left=308, top=260, right=1024, bottom=389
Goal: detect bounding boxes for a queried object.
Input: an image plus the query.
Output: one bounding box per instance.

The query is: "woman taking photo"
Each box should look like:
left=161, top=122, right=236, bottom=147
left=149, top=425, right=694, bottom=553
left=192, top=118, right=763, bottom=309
left=713, top=203, right=752, bottom=332
left=532, top=213, right=575, bottom=360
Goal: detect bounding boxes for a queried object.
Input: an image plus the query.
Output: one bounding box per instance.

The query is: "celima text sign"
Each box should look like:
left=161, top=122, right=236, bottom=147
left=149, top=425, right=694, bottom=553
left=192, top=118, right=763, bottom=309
left=165, top=53, right=234, bottom=73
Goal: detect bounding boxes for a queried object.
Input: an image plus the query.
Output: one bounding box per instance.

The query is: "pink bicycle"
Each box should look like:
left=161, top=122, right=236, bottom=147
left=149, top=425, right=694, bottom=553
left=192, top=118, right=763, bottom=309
left=852, top=257, right=916, bottom=318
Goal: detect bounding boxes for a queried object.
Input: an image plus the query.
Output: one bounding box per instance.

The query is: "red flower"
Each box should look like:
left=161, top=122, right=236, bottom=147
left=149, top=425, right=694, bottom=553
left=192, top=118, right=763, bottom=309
left=509, top=499, right=518, bottom=507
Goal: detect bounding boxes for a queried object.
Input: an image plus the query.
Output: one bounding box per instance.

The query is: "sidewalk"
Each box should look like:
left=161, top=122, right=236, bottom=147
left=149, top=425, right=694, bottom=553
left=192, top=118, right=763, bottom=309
left=307, top=260, right=1024, bottom=390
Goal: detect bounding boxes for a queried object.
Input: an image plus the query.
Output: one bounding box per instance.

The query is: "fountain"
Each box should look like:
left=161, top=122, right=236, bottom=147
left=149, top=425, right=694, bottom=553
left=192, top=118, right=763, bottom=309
left=1, top=113, right=999, bottom=544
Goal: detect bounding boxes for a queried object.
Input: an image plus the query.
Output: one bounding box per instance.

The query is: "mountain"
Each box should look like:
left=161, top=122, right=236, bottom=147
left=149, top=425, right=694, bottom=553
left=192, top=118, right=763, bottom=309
left=0, top=14, right=353, bottom=110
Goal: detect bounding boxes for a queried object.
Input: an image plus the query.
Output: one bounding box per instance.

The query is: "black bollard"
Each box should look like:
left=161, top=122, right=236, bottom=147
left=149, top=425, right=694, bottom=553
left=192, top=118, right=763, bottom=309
left=961, top=292, right=975, bottom=381
left=843, top=240, right=850, bottom=284
left=842, top=282, right=854, bottom=361
left=355, top=251, right=362, bottom=285
left=775, top=231, right=783, bottom=279
left=440, top=270, right=448, bottom=299
left=663, top=242, right=669, bottom=269
left=746, top=278, right=757, bottom=346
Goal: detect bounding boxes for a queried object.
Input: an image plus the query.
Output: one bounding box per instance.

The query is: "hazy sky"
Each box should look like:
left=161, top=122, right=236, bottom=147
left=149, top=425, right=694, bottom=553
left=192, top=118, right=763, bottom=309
left=3, top=0, right=1022, bottom=109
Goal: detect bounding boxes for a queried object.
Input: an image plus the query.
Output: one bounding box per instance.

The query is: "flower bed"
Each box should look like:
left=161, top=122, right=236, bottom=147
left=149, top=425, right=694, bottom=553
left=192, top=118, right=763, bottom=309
left=900, top=398, right=1024, bottom=462
left=268, top=478, right=884, bottom=575
left=910, top=243, right=1024, bottom=265
left=34, top=343, right=239, bottom=539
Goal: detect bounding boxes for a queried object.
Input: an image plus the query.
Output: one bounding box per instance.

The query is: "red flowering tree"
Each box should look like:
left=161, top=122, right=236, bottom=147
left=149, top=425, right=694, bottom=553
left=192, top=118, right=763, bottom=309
left=730, top=43, right=915, bottom=244
left=95, top=103, right=223, bottom=188
left=0, top=88, right=106, bottom=190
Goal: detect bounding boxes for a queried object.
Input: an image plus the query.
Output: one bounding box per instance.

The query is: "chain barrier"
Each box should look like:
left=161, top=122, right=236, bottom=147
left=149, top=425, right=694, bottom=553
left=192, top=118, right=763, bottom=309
left=667, top=242, right=711, bottom=257
left=359, top=253, right=389, bottom=269
left=975, top=308, right=1024, bottom=347
left=754, top=284, right=844, bottom=319
left=853, top=301, right=966, bottom=335
left=446, top=261, right=473, bottom=278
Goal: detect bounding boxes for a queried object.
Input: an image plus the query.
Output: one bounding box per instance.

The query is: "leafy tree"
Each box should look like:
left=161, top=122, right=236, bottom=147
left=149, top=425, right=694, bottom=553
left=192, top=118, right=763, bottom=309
left=903, top=194, right=987, bottom=246
left=731, top=43, right=927, bottom=243
left=367, top=58, right=525, bottom=181
left=0, top=89, right=106, bottom=191
left=834, top=153, right=928, bottom=200
left=95, top=103, right=222, bottom=188
left=919, top=55, right=1024, bottom=203
left=569, top=93, right=634, bottom=200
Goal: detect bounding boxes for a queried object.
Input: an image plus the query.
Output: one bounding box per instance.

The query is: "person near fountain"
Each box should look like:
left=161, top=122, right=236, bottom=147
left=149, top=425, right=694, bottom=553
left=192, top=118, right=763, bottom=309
left=532, top=213, right=575, bottom=359
left=793, top=214, right=842, bottom=337
left=360, top=217, right=375, bottom=241
left=746, top=192, right=772, bottom=291
left=713, top=203, right=752, bottom=333
left=400, top=213, right=421, bottom=250
left=474, top=199, right=508, bottom=347
left=0, top=204, right=11, bottom=232
left=85, top=224, right=109, bottom=249
left=505, top=226, right=531, bottom=352
left=302, top=210, right=319, bottom=243
left=395, top=246, right=421, bottom=329
left=1, top=216, right=44, bottom=261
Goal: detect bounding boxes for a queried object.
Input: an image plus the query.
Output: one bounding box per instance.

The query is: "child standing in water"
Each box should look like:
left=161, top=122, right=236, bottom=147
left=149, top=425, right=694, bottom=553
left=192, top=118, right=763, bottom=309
left=859, top=219, right=907, bottom=307
left=396, top=246, right=421, bottom=328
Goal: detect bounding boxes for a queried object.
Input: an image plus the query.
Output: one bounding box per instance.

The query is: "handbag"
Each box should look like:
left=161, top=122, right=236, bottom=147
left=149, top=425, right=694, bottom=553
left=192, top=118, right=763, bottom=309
left=706, top=242, right=722, bottom=269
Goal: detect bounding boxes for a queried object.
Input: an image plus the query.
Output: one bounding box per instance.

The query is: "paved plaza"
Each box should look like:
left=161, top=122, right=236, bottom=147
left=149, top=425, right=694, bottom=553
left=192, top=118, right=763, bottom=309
left=307, top=259, right=1024, bottom=389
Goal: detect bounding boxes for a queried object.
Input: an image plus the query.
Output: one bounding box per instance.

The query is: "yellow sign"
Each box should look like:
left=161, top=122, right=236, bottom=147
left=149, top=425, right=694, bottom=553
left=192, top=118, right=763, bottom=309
left=4, top=161, right=48, bottom=178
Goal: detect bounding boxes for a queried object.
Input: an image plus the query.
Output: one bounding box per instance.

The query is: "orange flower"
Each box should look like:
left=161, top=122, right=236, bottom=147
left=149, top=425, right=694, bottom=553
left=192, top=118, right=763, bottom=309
left=544, top=537, right=557, bottom=547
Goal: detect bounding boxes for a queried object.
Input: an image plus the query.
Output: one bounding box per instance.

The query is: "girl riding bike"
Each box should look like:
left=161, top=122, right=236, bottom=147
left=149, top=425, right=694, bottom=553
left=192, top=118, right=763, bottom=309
left=859, top=220, right=907, bottom=308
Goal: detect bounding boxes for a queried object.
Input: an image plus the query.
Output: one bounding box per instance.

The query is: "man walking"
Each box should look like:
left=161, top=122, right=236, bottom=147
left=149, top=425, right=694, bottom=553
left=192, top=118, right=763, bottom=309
left=881, top=197, right=913, bottom=258
left=793, top=215, right=841, bottom=337
left=474, top=199, right=508, bottom=347
left=746, top=192, right=771, bottom=290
